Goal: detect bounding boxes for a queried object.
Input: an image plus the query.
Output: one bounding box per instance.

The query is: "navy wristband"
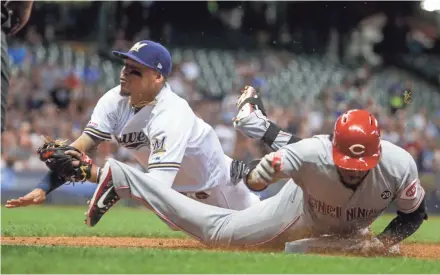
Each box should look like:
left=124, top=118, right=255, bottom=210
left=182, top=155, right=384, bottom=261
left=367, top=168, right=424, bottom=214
left=36, top=171, right=65, bottom=194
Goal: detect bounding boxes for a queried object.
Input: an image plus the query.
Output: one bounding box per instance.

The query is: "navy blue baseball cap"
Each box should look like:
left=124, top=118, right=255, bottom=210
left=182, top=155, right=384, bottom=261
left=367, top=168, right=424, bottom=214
left=112, top=40, right=172, bottom=77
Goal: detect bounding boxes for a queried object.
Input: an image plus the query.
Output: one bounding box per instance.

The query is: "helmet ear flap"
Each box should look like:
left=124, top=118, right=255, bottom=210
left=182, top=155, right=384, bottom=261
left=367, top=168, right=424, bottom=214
left=369, top=114, right=378, bottom=126
left=369, top=114, right=381, bottom=137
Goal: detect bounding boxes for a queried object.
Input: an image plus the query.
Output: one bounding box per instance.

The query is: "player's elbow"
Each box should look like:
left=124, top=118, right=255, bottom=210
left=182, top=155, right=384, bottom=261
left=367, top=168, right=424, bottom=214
left=398, top=197, right=428, bottom=223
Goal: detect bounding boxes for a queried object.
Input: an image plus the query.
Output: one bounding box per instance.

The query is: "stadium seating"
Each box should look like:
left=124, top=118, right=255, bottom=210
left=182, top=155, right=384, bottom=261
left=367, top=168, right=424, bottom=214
left=11, top=42, right=440, bottom=118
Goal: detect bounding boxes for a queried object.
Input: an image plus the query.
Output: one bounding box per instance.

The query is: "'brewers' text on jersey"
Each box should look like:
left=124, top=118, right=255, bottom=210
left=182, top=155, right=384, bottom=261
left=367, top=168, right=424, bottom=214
left=83, top=83, right=230, bottom=193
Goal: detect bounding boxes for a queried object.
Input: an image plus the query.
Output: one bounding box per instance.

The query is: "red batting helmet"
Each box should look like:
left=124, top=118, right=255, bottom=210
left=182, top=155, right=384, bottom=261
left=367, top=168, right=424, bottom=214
left=332, top=109, right=382, bottom=171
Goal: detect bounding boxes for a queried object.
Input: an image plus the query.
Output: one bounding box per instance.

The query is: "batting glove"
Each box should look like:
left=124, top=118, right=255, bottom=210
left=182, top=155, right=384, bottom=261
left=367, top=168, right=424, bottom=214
left=244, top=151, right=284, bottom=192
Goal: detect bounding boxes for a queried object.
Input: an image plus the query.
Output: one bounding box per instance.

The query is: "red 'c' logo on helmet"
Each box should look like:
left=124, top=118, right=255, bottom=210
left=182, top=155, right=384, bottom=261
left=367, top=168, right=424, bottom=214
left=348, top=144, right=366, bottom=156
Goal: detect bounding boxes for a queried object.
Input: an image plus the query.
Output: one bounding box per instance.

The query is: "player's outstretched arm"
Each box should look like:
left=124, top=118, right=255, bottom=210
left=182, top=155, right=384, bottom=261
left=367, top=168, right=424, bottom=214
left=376, top=158, right=428, bottom=247
left=345, top=195, right=427, bottom=255
left=346, top=157, right=428, bottom=254
left=376, top=197, right=427, bottom=247
left=5, top=133, right=102, bottom=208
left=233, top=86, right=301, bottom=151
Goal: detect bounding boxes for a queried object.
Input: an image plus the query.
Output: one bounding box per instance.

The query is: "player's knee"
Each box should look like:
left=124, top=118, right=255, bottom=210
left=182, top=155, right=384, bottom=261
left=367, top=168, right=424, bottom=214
left=203, top=236, right=236, bottom=248
left=195, top=219, right=237, bottom=248
left=199, top=230, right=230, bottom=248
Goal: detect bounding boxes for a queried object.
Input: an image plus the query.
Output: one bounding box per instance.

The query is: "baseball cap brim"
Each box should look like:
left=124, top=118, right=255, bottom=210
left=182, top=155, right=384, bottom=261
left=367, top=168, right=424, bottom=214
left=112, top=51, right=158, bottom=73
left=332, top=147, right=380, bottom=171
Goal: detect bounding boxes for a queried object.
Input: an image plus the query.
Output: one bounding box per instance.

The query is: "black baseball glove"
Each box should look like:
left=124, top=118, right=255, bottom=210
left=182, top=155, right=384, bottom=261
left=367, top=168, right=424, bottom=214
left=37, top=136, right=93, bottom=183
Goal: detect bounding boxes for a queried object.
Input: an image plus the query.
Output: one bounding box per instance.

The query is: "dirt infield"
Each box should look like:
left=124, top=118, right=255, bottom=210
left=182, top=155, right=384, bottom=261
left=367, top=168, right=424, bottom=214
left=2, top=237, right=440, bottom=260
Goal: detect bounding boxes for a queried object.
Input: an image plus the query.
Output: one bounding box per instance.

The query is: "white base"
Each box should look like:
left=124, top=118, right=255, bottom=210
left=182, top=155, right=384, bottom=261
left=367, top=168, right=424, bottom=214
left=284, top=235, right=357, bottom=254
left=284, top=235, right=400, bottom=255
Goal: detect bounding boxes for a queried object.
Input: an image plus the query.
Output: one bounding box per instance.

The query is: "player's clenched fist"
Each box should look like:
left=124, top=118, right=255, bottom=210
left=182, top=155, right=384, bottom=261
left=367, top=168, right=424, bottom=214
left=243, top=151, right=284, bottom=191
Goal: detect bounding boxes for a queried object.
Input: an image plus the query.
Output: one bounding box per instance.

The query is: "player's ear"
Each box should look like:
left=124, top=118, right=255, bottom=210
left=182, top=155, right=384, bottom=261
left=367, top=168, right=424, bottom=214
left=155, top=73, right=164, bottom=84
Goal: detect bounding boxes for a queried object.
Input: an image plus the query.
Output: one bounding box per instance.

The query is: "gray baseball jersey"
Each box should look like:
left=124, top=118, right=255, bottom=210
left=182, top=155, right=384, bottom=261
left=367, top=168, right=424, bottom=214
left=276, top=134, right=425, bottom=234
left=107, top=133, right=424, bottom=247
left=234, top=107, right=424, bottom=230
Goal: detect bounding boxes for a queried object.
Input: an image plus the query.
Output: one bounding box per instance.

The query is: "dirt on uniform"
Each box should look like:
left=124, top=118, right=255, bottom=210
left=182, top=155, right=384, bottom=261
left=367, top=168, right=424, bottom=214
left=2, top=236, right=440, bottom=260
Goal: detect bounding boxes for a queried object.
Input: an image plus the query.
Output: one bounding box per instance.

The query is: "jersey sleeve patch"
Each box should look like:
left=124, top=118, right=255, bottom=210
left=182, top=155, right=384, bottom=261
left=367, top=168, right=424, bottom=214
left=151, top=136, right=167, bottom=155
left=399, top=179, right=419, bottom=200
left=398, top=188, right=425, bottom=213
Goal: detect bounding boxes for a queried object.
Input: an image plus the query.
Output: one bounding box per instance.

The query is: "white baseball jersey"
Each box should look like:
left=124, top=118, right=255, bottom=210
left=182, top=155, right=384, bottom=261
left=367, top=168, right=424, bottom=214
left=83, top=83, right=230, bottom=193
left=276, top=135, right=425, bottom=233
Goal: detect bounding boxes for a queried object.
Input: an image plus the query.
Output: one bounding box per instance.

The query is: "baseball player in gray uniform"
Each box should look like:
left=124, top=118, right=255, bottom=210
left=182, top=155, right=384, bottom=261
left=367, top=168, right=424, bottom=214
left=80, top=84, right=428, bottom=255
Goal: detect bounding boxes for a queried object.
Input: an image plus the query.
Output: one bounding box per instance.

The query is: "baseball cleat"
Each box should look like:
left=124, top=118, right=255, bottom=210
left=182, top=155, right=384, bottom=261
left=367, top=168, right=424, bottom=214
left=85, top=162, right=120, bottom=227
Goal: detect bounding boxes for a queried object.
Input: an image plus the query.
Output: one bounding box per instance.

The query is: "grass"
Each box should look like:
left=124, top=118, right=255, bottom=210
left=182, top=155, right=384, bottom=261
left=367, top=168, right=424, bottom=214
left=1, top=205, right=186, bottom=238
left=2, top=205, right=440, bottom=242
left=2, top=245, right=440, bottom=274
left=2, top=205, right=440, bottom=273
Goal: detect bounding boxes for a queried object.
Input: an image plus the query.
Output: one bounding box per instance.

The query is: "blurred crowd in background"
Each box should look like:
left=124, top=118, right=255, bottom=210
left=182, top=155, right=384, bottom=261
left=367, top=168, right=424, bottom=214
left=1, top=1, right=440, bottom=201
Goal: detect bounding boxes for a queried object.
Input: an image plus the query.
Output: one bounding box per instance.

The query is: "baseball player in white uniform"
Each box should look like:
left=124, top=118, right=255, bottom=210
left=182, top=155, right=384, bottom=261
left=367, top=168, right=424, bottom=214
left=79, top=84, right=428, bottom=254
left=5, top=41, right=260, bottom=227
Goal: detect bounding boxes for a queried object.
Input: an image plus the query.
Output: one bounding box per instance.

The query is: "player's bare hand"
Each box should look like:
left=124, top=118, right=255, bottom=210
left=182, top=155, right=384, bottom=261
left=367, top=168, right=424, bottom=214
left=343, top=237, right=386, bottom=255
left=65, top=149, right=82, bottom=167
left=5, top=188, right=47, bottom=208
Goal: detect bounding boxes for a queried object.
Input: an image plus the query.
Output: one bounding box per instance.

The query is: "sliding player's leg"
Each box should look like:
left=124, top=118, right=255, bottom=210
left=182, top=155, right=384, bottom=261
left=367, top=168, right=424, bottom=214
left=104, top=158, right=308, bottom=247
